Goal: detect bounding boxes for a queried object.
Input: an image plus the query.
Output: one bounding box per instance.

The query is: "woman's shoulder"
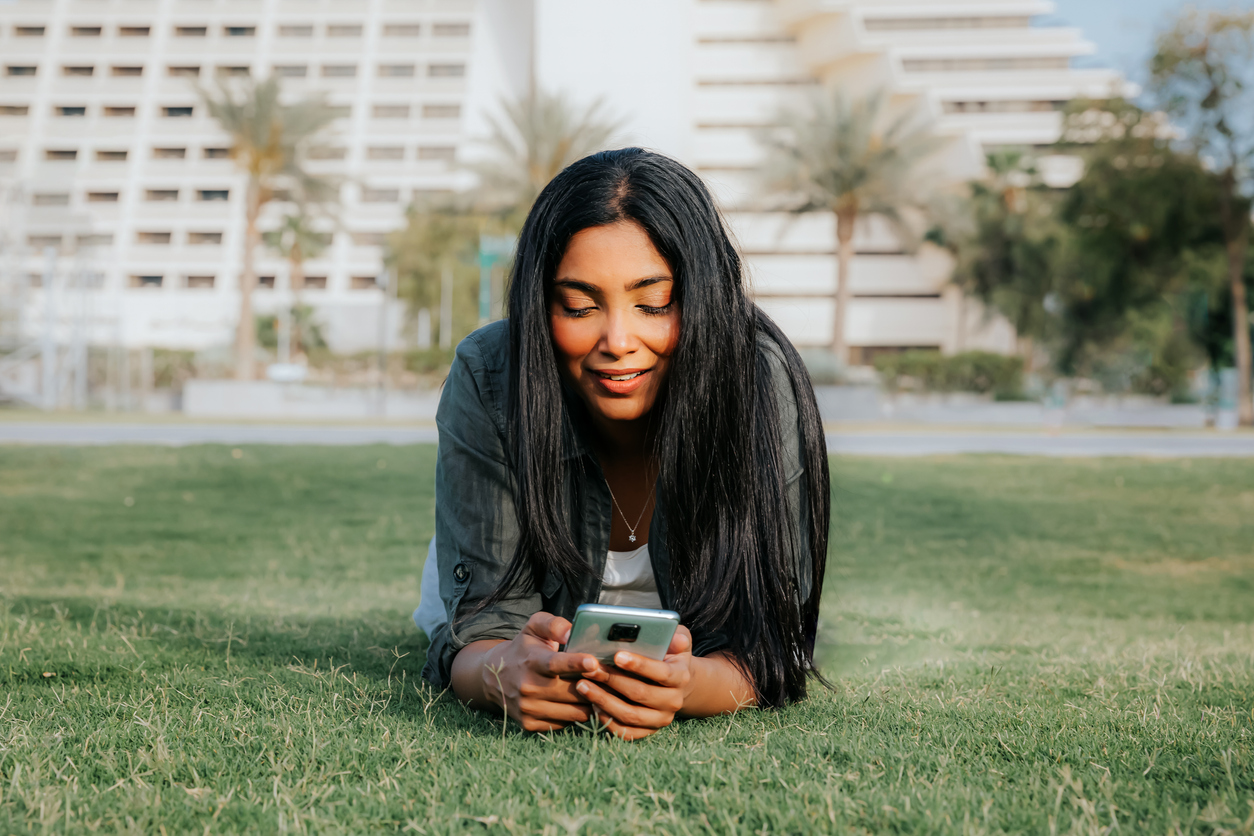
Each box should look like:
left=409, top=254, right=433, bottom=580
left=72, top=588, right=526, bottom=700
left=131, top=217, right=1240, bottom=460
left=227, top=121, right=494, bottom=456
left=440, top=320, right=511, bottom=430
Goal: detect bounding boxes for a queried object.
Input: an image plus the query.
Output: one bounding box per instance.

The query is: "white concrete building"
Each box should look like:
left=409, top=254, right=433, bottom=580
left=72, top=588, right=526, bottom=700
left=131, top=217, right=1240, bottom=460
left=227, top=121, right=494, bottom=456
left=0, top=0, right=1127, bottom=362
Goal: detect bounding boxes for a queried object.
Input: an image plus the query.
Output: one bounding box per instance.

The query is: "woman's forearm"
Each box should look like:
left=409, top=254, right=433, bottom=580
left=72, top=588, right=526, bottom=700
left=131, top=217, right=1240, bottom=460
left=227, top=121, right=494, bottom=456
left=680, top=651, right=756, bottom=717
left=449, top=639, right=507, bottom=711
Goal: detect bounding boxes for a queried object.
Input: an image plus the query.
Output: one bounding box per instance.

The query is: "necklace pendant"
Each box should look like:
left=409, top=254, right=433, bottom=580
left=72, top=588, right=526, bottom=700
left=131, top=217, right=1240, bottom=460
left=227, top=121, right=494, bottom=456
left=628, top=534, right=636, bottom=542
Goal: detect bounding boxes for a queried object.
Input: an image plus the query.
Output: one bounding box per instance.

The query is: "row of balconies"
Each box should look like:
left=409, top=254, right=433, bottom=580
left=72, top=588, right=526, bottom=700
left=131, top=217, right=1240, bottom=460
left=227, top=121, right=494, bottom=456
left=0, top=20, right=472, bottom=44
left=2, top=61, right=468, bottom=83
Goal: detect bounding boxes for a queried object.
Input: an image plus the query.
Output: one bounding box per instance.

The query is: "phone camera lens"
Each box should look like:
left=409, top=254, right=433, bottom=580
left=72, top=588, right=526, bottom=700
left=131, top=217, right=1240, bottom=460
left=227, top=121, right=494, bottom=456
left=607, top=623, right=640, bottom=643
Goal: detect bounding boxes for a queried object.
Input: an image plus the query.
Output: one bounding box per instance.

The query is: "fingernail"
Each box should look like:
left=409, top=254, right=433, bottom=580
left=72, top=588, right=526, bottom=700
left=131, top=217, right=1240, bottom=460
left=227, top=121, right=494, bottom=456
left=584, top=657, right=596, bottom=670
left=615, top=652, right=629, bottom=666
left=576, top=681, right=588, bottom=693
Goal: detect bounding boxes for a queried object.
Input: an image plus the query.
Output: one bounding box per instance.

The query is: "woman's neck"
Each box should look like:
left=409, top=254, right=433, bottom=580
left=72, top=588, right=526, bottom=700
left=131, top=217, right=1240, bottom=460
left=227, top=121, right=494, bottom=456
left=588, top=412, right=655, bottom=468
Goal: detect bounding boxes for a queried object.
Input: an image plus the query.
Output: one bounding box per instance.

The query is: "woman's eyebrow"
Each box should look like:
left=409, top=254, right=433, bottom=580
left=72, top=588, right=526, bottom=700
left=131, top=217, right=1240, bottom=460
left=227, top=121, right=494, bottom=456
left=553, top=279, right=601, bottom=293
left=626, top=276, right=673, bottom=291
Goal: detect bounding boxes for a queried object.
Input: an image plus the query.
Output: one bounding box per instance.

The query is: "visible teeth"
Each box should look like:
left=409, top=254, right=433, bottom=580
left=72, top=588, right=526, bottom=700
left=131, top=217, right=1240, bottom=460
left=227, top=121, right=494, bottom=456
left=607, top=372, right=642, bottom=381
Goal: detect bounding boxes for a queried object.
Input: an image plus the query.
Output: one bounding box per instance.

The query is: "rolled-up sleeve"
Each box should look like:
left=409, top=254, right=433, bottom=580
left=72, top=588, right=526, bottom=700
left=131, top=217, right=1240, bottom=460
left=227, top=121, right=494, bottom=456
left=422, top=331, right=540, bottom=689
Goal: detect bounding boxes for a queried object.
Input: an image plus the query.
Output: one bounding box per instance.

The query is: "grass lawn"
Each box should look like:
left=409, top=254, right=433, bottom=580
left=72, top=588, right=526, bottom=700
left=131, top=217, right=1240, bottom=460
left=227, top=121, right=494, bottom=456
left=1, top=446, right=1251, bottom=835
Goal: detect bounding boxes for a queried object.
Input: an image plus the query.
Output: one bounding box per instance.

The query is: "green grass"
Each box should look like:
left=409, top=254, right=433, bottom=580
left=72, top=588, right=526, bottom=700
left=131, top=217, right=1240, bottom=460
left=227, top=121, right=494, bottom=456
left=1, top=447, right=1251, bottom=835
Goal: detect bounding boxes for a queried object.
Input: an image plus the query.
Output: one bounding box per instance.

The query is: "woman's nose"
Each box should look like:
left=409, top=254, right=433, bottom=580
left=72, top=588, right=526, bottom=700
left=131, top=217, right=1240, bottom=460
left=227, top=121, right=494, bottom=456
left=601, top=307, right=637, bottom=357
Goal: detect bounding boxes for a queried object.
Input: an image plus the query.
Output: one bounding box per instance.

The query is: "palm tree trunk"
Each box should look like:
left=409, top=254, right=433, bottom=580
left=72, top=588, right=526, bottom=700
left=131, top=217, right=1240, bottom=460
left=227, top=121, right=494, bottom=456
left=1218, top=171, right=1253, bottom=426
left=234, top=185, right=261, bottom=380
left=288, top=249, right=304, bottom=359
left=1229, top=232, right=1252, bottom=426
left=833, top=204, right=857, bottom=365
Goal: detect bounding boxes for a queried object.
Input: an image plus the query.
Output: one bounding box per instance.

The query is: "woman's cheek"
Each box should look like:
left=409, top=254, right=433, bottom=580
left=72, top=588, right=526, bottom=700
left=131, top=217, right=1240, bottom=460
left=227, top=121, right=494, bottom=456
left=549, top=314, right=599, bottom=363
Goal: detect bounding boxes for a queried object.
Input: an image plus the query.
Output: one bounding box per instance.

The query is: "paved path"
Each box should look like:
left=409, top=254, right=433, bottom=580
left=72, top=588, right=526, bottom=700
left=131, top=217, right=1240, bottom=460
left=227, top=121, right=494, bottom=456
left=2, top=421, right=1253, bottom=457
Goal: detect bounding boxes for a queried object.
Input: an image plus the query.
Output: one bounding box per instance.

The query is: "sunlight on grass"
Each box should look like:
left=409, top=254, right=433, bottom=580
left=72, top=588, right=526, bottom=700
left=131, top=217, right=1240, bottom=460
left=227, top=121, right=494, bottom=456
left=1, top=448, right=1251, bottom=834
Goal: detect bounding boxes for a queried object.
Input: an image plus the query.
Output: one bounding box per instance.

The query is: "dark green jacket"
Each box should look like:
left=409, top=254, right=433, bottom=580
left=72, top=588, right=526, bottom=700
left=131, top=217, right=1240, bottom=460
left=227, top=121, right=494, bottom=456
left=421, top=320, right=809, bottom=689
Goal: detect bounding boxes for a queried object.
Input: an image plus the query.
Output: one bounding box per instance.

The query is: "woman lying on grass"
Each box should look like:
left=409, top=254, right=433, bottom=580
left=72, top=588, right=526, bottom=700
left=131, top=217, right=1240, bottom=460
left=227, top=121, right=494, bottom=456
left=419, top=148, right=830, bottom=739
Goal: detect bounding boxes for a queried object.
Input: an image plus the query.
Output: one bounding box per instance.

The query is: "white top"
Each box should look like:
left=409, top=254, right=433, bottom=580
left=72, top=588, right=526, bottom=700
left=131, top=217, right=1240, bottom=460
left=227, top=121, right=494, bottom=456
left=598, top=543, right=662, bottom=609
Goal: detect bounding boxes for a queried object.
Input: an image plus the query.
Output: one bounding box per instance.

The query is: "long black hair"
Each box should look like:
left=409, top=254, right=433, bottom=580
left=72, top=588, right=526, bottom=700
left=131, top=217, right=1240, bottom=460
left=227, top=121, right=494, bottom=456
left=495, top=147, right=830, bottom=707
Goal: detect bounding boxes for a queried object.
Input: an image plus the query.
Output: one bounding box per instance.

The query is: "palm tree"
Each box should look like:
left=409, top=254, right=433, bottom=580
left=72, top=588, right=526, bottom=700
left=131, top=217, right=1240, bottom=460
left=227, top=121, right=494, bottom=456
left=762, top=89, right=938, bottom=363
left=263, top=211, right=330, bottom=360
left=200, top=77, right=337, bottom=380
left=470, top=88, right=621, bottom=222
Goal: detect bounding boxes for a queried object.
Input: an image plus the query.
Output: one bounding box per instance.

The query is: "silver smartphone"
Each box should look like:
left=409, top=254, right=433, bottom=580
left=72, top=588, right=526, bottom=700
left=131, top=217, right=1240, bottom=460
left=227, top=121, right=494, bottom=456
left=562, top=603, right=680, bottom=667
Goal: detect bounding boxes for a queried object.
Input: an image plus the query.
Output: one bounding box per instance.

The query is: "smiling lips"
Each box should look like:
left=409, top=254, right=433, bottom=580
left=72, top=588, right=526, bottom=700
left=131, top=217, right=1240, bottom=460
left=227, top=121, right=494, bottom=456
left=591, top=368, right=651, bottom=395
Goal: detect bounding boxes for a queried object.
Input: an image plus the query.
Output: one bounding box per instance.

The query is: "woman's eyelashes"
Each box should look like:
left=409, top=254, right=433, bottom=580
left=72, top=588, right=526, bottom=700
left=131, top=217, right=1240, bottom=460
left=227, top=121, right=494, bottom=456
left=557, top=299, right=674, bottom=318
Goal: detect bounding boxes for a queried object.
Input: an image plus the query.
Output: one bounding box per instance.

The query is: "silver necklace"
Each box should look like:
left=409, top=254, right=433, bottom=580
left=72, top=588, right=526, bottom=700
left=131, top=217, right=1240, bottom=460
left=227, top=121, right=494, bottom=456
left=606, top=482, right=652, bottom=543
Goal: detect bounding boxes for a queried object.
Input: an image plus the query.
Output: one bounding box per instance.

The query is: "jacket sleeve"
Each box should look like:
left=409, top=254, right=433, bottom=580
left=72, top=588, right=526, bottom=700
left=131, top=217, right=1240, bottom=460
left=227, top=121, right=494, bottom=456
left=421, top=332, right=540, bottom=690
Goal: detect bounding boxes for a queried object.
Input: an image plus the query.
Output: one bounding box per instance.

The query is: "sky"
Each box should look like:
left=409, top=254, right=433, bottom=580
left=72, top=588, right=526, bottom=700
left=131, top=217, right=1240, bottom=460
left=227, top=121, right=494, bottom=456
left=1048, top=0, right=1254, bottom=86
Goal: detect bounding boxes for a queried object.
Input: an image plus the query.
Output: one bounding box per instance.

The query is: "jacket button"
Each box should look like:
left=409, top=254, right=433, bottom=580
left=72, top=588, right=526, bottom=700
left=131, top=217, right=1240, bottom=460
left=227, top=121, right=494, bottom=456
left=453, top=563, right=469, bottom=582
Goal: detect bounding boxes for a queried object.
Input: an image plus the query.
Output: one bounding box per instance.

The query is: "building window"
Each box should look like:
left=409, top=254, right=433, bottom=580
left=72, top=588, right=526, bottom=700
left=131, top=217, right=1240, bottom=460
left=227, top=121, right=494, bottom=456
left=361, top=188, right=400, bottom=203
left=943, top=100, right=1066, bottom=114
left=902, top=57, right=1070, bottom=72
left=0, top=105, right=30, bottom=116
left=327, top=24, right=363, bottom=37
left=111, top=66, right=144, bottom=77
left=432, top=22, right=471, bottom=37
left=174, top=26, right=208, bottom=37
left=129, top=275, right=163, bottom=288
left=87, top=191, right=119, bottom=202
left=7, top=66, right=38, bottom=77
left=186, top=275, right=215, bottom=289
left=203, top=147, right=231, bottom=159
left=29, top=235, right=64, bottom=248
left=308, top=146, right=347, bottom=160
left=96, top=150, right=128, bottom=161
left=257, top=275, right=276, bottom=288
left=14, top=26, right=45, bottom=37
left=428, top=64, right=466, bottom=78
left=70, top=26, right=103, bottom=37
left=273, top=65, right=307, bottom=78
left=44, top=149, right=78, bottom=161
left=198, top=189, right=229, bottom=201
left=153, top=147, right=187, bottom=159
left=351, top=275, right=378, bottom=290
left=119, top=26, right=150, bottom=37
left=303, top=276, right=327, bottom=289
left=371, top=104, right=409, bottom=119
left=216, top=65, right=251, bottom=77
left=0, top=150, right=16, bottom=163
left=163, top=106, right=194, bottom=118
left=33, top=193, right=70, bottom=206
left=382, top=23, right=420, bottom=37
left=378, top=64, right=415, bottom=78
left=56, top=106, right=87, bottom=117
left=168, top=66, right=201, bottom=78
left=278, top=24, right=313, bottom=37
left=77, top=234, right=113, bottom=247
left=136, top=231, right=172, bottom=244
left=367, top=146, right=405, bottom=160
left=322, top=65, right=357, bottom=78
left=188, top=231, right=223, bottom=245
left=145, top=189, right=179, bottom=201
left=418, top=146, right=456, bottom=162
left=104, top=106, right=137, bottom=117
left=224, top=26, right=256, bottom=37
left=350, top=231, right=388, bottom=246
left=422, top=103, right=460, bottom=119
left=62, top=65, right=94, bottom=77
left=327, top=105, right=352, bottom=119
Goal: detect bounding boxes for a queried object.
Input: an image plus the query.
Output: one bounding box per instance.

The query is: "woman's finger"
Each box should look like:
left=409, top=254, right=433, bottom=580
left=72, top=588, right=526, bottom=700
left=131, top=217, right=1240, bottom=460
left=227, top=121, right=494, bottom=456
left=575, top=680, right=673, bottom=730
left=590, top=711, right=661, bottom=741
left=516, top=698, right=593, bottom=725
left=536, top=651, right=601, bottom=678
left=609, top=651, right=685, bottom=688
left=590, top=670, right=682, bottom=713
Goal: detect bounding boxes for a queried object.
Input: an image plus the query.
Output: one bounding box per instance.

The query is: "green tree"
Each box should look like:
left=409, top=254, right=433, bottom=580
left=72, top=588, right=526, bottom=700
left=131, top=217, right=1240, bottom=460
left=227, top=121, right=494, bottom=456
left=470, top=88, right=621, bottom=225
left=386, top=197, right=483, bottom=349
left=1052, top=99, right=1224, bottom=394
left=263, top=211, right=331, bottom=359
left=762, top=89, right=938, bottom=363
left=946, top=151, right=1064, bottom=374
left=200, top=77, right=337, bottom=380
left=1151, top=7, right=1254, bottom=422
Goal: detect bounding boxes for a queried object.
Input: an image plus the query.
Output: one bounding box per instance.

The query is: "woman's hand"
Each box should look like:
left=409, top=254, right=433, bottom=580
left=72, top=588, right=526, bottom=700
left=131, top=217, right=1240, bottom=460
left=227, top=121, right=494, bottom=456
left=452, top=612, right=601, bottom=733
left=573, top=626, right=695, bottom=740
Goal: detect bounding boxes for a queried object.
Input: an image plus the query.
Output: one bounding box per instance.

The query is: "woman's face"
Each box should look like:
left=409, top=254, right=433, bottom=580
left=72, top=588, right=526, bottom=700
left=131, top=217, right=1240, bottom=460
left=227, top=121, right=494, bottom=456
left=549, top=220, right=681, bottom=427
